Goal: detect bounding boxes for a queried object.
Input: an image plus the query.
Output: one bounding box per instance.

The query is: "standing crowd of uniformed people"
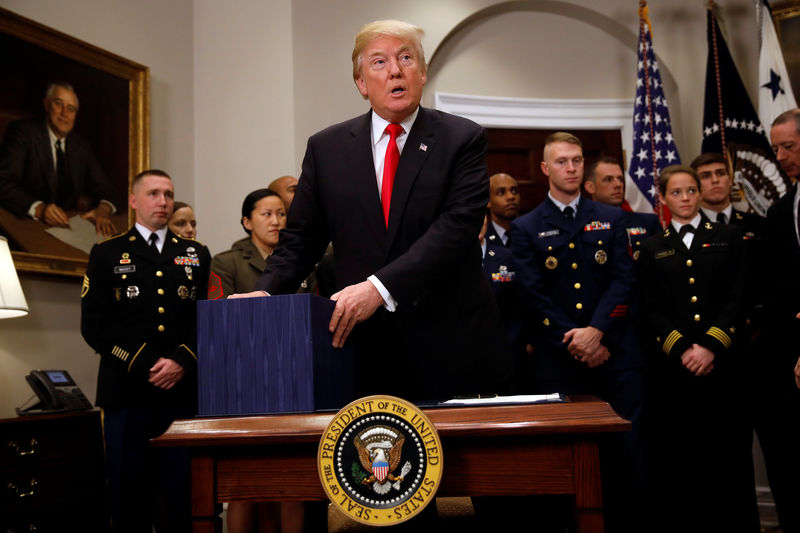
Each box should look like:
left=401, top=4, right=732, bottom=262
left=64, top=16, right=800, bottom=533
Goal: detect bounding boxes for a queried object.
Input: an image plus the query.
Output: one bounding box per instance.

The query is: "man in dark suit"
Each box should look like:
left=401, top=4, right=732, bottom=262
left=583, top=155, right=661, bottom=259
left=761, top=109, right=800, bottom=533
left=233, top=20, right=509, bottom=401
left=81, top=169, right=210, bottom=532
left=0, top=82, right=118, bottom=236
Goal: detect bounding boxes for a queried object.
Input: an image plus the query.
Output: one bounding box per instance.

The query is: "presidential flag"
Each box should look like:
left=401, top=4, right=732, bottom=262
left=757, top=0, right=797, bottom=129
left=701, top=4, right=790, bottom=216
left=627, top=2, right=681, bottom=223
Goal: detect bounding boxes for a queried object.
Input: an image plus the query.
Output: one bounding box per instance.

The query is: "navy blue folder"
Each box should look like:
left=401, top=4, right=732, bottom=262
left=197, top=294, right=355, bottom=416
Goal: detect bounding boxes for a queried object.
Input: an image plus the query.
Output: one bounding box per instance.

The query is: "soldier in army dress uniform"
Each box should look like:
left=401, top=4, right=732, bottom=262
left=637, top=165, right=758, bottom=533
left=81, top=169, right=210, bottom=533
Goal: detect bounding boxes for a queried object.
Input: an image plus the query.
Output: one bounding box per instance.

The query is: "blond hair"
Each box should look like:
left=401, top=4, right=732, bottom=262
left=352, top=20, right=426, bottom=82
left=543, top=132, right=582, bottom=159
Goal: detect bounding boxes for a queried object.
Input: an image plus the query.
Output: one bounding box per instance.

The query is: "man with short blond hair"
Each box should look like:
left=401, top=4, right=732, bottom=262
left=510, top=131, right=644, bottom=531
left=234, top=20, right=510, bottom=401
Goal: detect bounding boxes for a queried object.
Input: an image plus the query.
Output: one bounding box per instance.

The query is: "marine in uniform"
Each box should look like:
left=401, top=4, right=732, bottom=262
left=510, top=133, right=644, bottom=532
left=636, top=165, right=757, bottom=532
left=81, top=169, right=210, bottom=533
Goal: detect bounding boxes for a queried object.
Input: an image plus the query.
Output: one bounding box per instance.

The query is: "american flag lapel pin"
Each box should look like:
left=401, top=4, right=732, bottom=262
left=419, top=143, right=427, bottom=152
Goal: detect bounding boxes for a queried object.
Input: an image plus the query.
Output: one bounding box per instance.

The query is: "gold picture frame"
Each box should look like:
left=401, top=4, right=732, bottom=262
left=773, top=1, right=800, bottom=103
left=0, top=7, right=148, bottom=277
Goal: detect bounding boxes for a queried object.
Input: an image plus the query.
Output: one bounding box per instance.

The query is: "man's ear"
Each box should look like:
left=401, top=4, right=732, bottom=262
left=583, top=181, right=596, bottom=196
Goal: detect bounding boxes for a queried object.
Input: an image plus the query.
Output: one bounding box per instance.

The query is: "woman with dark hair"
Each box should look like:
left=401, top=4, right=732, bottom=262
left=209, top=189, right=286, bottom=298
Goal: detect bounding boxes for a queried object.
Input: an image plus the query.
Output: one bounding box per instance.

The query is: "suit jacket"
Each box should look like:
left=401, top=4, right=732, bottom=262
left=637, top=220, right=745, bottom=363
left=0, top=118, right=117, bottom=217
left=509, top=197, right=642, bottom=380
left=255, top=107, right=510, bottom=400
left=764, top=184, right=800, bottom=364
left=81, top=227, right=210, bottom=412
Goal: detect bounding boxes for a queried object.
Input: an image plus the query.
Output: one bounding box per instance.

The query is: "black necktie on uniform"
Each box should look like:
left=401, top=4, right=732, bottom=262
left=148, top=232, right=160, bottom=254
left=563, top=206, right=574, bottom=220
left=717, top=212, right=727, bottom=224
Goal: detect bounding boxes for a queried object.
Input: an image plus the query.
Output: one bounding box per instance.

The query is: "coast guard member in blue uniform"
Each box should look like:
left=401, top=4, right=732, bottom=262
left=583, top=155, right=661, bottom=260
left=510, top=132, right=644, bottom=532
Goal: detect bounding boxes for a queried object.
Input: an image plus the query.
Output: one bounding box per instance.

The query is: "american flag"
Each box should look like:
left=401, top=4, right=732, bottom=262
left=627, top=2, right=681, bottom=224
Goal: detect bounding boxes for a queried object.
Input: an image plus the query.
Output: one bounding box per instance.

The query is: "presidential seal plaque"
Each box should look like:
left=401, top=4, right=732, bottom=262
left=318, top=395, right=443, bottom=526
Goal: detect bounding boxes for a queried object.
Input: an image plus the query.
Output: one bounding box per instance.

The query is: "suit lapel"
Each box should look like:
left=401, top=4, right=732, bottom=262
left=347, top=111, right=386, bottom=245
left=385, top=107, right=435, bottom=251
left=541, top=198, right=573, bottom=234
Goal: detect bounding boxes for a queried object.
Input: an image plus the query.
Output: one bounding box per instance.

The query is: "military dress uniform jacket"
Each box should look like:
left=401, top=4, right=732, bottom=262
left=637, top=221, right=745, bottom=362
left=509, top=197, right=642, bottom=380
left=208, top=237, right=266, bottom=299
left=81, top=227, right=211, bottom=411
left=622, top=210, right=661, bottom=259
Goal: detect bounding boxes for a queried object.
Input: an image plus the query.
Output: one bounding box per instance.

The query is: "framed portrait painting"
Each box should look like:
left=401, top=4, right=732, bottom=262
left=0, top=7, right=148, bottom=277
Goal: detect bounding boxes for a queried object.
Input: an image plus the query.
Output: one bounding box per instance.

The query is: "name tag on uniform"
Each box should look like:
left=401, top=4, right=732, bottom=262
left=174, top=256, right=200, bottom=266
left=114, top=265, right=136, bottom=274
left=584, top=221, right=611, bottom=231
left=538, top=229, right=560, bottom=238
left=655, top=249, right=675, bottom=259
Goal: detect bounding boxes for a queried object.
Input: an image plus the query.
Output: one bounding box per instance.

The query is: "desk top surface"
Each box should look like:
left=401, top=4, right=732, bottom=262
left=152, top=395, right=629, bottom=448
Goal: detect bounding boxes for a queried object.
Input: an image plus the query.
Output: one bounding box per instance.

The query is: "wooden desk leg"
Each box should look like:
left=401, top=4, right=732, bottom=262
left=191, top=454, right=222, bottom=533
left=573, top=439, right=604, bottom=533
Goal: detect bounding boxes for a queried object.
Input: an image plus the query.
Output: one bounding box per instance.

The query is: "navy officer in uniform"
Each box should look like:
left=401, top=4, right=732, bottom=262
left=81, top=169, right=210, bottom=533
left=636, top=165, right=757, bottom=532
left=510, top=132, right=644, bottom=532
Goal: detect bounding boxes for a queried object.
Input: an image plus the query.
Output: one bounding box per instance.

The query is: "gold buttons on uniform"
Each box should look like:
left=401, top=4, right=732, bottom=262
left=694, top=314, right=701, bottom=322
left=690, top=296, right=698, bottom=303
left=574, top=283, right=581, bottom=289
left=571, top=263, right=578, bottom=270
left=158, top=325, right=165, bottom=332
left=597, top=240, right=603, bottom=245
left=158, top=307, right=165, bottom=314
left=576, top=303, right=583, bottom=310
left=158, top=288, right=165, bottom=295
left=156, top=271, right=163, bottom=277
left=548, top=246, right=553, bottom=251
left=686, top=259, right=693, bottom=267
left=688, top=278, right=695, bottom=284
left=122, top=274, right=127, bottom=279
left=569, top=243, right=575, bottom=249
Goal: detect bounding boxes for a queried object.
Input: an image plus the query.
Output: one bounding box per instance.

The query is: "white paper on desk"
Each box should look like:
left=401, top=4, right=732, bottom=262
left=45, top=215, right=104, bottom=254
left=441, top=393, right=565, bottom=406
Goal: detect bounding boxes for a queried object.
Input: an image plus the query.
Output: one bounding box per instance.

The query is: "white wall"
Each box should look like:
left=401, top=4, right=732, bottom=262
left=0, top=0, right=768, bottom=416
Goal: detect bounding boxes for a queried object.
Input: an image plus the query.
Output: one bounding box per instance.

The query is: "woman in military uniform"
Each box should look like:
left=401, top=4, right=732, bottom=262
left=637, top=165, right=757, bottom=532
left=209, top=189, right=287, bottom=299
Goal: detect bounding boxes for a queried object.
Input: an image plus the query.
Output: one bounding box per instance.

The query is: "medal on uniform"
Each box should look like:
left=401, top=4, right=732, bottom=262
left=545, top=256, right=558, bottom=270
left=178, top=285, right=189, bottom=299
left=190, top=286, right=198, bottom=301
left=595, top=250, right=607, bottom=264
left=185, top=266, right=193, bottom=280
left=113, top=287, right=121, bottom=301
left=120, top=252, right=131, bottom=265
left=126, top=285, right=139, bottom=299
left=633, top=250, right=640, bottom=261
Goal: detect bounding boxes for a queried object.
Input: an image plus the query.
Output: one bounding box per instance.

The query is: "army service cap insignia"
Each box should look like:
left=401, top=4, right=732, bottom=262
left=318, top=395, right=443, bottom=526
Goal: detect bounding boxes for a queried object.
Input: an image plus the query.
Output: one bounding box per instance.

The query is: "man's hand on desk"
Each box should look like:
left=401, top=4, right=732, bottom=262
left=329, top=281, right=383, bottom=348
left=36, top=203, right=70, bottom=228
left=81, top=203, right=117, bottom=237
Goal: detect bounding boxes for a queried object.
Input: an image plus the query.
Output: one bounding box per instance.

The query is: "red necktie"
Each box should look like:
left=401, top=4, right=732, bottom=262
left=381, top=124, right=403, bottom=227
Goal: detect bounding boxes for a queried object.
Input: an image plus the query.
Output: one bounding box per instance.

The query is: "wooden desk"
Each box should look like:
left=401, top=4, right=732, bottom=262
left=153, top=396, right=629, bottom=533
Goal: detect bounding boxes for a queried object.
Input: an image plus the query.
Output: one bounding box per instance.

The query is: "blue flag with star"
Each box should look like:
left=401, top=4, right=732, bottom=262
left=701, top=5, right=790, bottom=216
left=757, top=0, right=797, bottom=130
left=627, top=3, right=680, bottom=220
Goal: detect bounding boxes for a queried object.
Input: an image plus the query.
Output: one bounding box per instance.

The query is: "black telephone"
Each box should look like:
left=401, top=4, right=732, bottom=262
left=16, top=369, right=93, bottom=416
